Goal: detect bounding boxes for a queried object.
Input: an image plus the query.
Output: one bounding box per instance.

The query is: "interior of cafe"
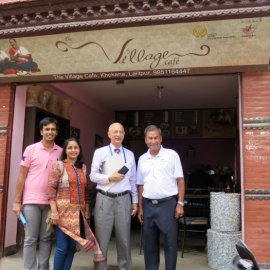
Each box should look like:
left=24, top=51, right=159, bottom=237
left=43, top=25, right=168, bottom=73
left=41, top=73, right=241, bottom=189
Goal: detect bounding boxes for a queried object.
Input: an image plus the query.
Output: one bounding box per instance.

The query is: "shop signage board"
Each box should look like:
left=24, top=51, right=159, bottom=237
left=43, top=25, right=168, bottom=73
left=116, top=108, right=236, bottom=139
left=0, top=17, right=269, bottom=83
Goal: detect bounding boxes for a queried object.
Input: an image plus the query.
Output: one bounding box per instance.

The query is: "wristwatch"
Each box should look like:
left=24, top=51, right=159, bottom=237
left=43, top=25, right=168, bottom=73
left=177, top=201, right=184, bottom=207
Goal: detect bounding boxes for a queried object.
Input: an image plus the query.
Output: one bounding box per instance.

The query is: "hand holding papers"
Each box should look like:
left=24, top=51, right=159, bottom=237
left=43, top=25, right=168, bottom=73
left=101, top=154, right=129, bottom=192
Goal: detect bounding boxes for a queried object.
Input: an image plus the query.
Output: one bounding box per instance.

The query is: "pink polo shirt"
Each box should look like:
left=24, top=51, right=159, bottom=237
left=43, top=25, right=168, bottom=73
left=21, top=141, right=62, bottom=205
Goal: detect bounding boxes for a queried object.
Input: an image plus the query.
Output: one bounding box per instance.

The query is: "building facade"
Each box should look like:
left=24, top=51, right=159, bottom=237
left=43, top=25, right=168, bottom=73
left=0, top=0, right=270, bottom=268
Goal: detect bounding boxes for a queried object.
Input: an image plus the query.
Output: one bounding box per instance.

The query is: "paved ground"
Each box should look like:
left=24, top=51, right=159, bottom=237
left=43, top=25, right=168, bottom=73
left=0, top=229, right=211, bottom=270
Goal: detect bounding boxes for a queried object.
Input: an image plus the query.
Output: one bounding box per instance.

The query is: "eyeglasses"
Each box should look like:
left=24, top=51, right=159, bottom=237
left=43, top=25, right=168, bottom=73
left=112, top=131, right=125, bottom=135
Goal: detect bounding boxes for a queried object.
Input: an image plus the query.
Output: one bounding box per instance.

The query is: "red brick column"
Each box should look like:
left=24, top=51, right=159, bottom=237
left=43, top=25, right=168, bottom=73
left=242, top=72, right=270, bottom=266
left=0, top=85, right=14, bottom=258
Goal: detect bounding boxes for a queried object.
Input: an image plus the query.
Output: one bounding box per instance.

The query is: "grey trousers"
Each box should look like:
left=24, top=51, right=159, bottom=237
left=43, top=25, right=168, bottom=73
left=94, top=192, right=132, bottom=270
left=23, top=204, right=52, bottom=270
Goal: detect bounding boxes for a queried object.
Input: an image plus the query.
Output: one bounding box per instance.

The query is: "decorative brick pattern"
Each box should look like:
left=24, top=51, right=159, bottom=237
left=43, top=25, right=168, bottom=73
left=245, top=189, right=270, bottom=200
left=259, top=262, right=270, bottom=269
left=0, top=125, right=7, bottom=136
left=0, top=85, right=14, bottom=257
left=0, top=0, right=270, bottom=35
left=242, top=72, right=270, bottom=264
left=243, top=117, right=270, bottom=130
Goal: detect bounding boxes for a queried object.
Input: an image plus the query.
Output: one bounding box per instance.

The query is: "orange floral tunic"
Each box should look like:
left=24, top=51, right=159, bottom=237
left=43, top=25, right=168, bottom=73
left=47, top=160, right=105, bottom=263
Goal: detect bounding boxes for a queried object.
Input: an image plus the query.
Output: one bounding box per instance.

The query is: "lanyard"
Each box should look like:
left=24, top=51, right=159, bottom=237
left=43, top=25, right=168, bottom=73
left=109, top=145, right=127, bottom=163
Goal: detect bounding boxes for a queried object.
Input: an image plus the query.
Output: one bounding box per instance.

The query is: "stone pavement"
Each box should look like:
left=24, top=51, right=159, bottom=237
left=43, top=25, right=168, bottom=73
left=0, top=230, right=211, bottom=270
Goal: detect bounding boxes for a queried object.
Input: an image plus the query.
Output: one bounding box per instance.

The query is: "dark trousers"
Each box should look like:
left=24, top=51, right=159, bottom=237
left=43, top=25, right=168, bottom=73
left=143, top=197, right=178, bottom=270
left=17, top=61, right=38, bottom=71
left=0, top=62, right=16, bottom=72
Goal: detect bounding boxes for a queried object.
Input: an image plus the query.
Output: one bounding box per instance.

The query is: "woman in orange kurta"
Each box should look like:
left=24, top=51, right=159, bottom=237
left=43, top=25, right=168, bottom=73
left=47, top=138, right=105, bottom=270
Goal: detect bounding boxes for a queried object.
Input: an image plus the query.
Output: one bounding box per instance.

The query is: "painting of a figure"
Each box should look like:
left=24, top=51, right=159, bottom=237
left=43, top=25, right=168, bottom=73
left=203, top=108, right=236, bottom=138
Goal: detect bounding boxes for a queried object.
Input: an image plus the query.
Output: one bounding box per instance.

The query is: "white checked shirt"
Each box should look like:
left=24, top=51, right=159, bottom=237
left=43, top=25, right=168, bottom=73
left=137, top=146, right=184, bottom=199
left=0, top=50, right=8, bottom=61
left=90, top=143, right=138, bottom=204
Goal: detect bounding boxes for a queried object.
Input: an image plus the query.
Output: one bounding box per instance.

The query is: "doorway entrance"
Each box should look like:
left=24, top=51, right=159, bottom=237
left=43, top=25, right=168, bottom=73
left=14, top=73, right=242, bottom=268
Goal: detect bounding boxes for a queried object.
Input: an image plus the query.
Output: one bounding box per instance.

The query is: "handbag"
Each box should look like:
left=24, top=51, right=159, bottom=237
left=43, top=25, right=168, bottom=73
left=46, top=162, right=65, bottom=233
left=46, top=209, right=54, bottom=233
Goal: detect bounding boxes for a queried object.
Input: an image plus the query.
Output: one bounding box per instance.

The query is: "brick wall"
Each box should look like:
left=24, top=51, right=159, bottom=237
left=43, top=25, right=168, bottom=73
left=242, top=72, right=270, bottom=264
left=0, top=85, right=14, bottom=258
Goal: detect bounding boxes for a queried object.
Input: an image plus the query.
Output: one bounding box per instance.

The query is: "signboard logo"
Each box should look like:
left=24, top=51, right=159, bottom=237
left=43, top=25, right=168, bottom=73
left=241, top=24, right=257, bottom=38
left=56, top=38, right=210, bottom=69
left=193, top=26, right=207, bottom=39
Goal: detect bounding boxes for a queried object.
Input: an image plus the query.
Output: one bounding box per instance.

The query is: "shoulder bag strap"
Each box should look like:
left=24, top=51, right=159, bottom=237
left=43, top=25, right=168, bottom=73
left=56, top=161, right=65, bottom=199
left=82, top=164, right=87, bottom=177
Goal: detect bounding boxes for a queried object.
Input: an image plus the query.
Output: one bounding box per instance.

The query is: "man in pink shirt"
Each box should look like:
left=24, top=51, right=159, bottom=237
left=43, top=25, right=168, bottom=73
left=13, top=117, right=62, bottom=270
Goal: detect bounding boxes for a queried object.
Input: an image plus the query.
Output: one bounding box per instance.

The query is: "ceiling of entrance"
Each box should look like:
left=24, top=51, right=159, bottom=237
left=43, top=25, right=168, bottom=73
left=75, top=75, right=238, bottom=111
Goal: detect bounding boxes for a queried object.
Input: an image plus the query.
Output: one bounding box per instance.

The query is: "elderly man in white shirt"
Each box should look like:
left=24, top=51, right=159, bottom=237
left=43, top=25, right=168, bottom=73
left=137, top=125, right=185, bottom=270
left=90, top=123, right=138, bottom=270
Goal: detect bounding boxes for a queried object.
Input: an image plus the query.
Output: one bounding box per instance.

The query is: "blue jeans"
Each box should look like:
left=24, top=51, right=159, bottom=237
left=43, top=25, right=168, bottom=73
left=54, top=226, right=76, bottom=270
left=54, top=214, right=84, bottom=270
